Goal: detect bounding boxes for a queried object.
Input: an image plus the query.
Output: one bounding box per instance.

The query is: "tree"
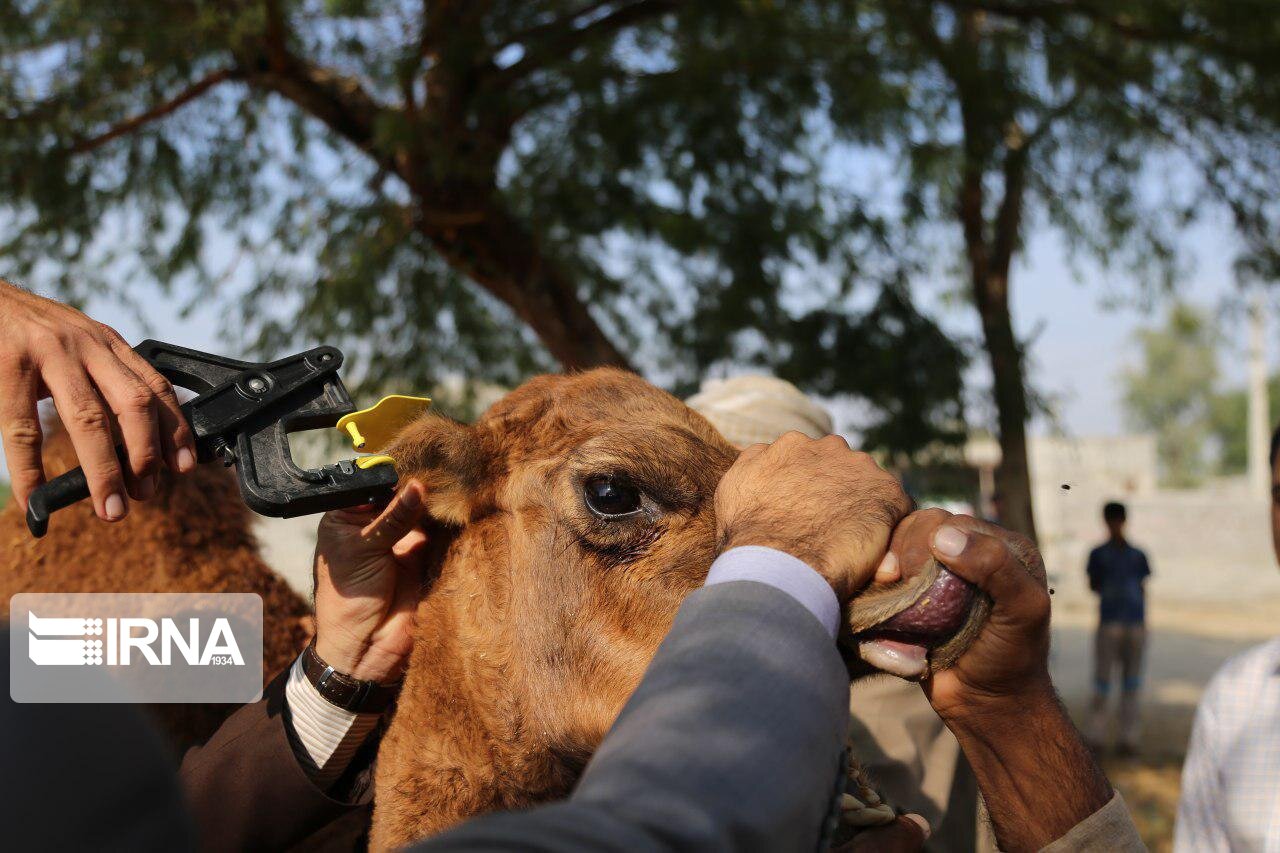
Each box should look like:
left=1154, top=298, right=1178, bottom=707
left=1209, top=375, right=1280, bottom=475
left=0, top=0, right=966, bottom=459
left=801, top=0, right=1280, bottom=537
left=1121, top=303, right=1219, bottom=487
left=9, top=2, right=1280, bottom=503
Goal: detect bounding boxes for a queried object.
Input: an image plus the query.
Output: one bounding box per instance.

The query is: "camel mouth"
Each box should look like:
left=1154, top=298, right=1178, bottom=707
left=855, top=567, right=977, bottom=680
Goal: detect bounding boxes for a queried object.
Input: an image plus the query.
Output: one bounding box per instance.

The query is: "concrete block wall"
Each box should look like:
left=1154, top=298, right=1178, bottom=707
left=1027, top=434, right=1280, bottom=607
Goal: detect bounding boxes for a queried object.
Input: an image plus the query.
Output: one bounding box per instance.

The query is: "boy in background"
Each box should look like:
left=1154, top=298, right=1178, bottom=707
left=1085, top=501, right=1151, bottom=755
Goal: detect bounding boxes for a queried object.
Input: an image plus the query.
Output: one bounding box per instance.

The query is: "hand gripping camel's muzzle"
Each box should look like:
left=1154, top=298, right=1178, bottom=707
left=845, top=557, right=987, bottom=680
left=25, top=340, right=429, bottom=538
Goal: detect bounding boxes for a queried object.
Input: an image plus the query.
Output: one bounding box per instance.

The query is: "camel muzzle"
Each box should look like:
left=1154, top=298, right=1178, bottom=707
left=854, top=566, right=980, bottom=680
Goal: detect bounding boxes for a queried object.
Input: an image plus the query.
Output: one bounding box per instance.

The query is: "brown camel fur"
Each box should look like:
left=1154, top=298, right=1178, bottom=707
left=0, top=370, right=990, bottom=847
left=0, top=428, right=312, bottom=750
left=369, top=368, right=983, bottom=849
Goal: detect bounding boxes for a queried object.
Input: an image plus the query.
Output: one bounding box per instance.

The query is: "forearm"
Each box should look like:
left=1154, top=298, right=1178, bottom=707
left=180, top=668, right=372, bottom=850
left=944, top=688, right=1112, bottom=852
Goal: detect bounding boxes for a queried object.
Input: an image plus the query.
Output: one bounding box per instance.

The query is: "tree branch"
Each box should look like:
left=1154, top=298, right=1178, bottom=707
left=991, top=136, right=1028, bottom=278
left=500, top=1, right=617, bottom=48
left=247, top=56, right=397, bottom=174
left=942, top=0, right=1249, bottom=60
left=498, top=0, right=680, bottom=82
left=942, top=0, right=1166, bottom=41
left=68, top=69, right=239, bottom=155
left=952, top=9, right=993, bottom=290
left=903, top=1, right=965, bottom=85
left=239, top=0, right=404, bottom=177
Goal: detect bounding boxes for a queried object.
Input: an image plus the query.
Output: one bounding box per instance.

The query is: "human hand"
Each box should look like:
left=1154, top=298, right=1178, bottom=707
left=883, top=510, right=1110, bottom=851
left=313, top=481, right=429, bottom=684
left=0, top=281, right=196, bottom=521
left=881, top=510, right=1053, bottom=721
left=837, top=814, right=929, bottom=853
left=714, top=432, right=911, bottom=603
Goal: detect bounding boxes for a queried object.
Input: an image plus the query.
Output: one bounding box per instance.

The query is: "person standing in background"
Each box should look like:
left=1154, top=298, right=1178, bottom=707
left=687, top=375, right=986, bottom=852
left=1085, top=501, right=1151, bottom=756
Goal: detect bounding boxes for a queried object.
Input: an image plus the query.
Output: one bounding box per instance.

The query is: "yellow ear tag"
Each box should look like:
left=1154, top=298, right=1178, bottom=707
left=336, top=395, right=432, bottom=467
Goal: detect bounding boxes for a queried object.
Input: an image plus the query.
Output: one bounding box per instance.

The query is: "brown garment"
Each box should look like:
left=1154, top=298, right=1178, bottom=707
left=179, top=668, right=373, bottom=852
left=849, top=677, right=985, bottom=852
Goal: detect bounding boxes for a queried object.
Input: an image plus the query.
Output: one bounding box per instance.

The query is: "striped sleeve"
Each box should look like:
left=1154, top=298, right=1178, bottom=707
left=283, top=654, right=382, bottom=789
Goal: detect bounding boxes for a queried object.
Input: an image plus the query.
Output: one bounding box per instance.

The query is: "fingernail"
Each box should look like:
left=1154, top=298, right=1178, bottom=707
left=176, top=448, right=196, bottom=473
left=136, top=475, right=156, bottom=500
left=400, top=482, right=421, bottom=508
left=933, top=525, right=967, bottom=557
left=104, top=493, right=127, bottom=521
left=874, top=552, right=900, bottom=583
left=904, top=813, right=931, bottom=839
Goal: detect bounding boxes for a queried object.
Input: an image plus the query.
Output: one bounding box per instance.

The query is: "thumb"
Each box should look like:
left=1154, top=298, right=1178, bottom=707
left=360, top=480, right=427, bottom=550
left=928, top=520, right=1047, bottom=614
left=841, top=814, right=929, bottom=852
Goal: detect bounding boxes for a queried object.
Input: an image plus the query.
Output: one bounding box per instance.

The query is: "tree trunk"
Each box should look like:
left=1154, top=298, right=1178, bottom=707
left=973, top=270, right=1038, bottom=541
left=248, top=40, right=630, bottom=372
left=417, top=200, right=632, bottom=371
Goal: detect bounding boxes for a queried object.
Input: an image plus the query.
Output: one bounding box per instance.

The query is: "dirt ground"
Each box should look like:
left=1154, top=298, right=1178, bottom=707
left=1049, top=597, right=1280, bottom=852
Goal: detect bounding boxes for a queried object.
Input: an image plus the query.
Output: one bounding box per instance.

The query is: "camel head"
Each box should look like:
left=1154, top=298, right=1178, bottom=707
left=389, top=369, right=737, bottom=747
left=370, top=368, right=989, bottom=846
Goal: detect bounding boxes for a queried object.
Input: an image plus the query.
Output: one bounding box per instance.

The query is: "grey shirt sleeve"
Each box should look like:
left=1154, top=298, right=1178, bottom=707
left=408, top=579, right=851, bottom=852
left=704, top=545, right=840, bottom=637
left=1040, top=792, right=1146, bottom=853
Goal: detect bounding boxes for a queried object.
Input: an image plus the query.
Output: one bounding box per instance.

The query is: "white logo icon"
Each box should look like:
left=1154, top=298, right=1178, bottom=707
left=27, top=611, right=243, bottom=667
left=28, top=613, right=104, bottom=665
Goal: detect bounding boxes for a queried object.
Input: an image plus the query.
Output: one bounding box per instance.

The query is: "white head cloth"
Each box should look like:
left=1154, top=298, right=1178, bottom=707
left=686, top=375, right=834, bottom=447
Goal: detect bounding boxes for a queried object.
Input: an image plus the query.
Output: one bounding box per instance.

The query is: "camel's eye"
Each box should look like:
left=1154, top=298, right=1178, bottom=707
left=583, top=475, right=643, bottom=518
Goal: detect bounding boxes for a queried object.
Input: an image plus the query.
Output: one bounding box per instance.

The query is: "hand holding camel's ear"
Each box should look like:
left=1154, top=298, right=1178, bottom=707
left=312, top=480, right=431, bottom=684
left=714, top=431, right=912, bottom=603
left=885, top=510, right=1055, bottom=722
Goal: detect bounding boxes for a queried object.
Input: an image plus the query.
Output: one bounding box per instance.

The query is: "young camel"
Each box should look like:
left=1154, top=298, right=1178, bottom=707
left=0, top=370, right=987, bottom=844
left=371, top=368, right=986, bottom=849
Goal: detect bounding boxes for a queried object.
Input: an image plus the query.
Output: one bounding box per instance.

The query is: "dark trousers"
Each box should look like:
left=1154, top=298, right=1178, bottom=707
left=1087, top=621, right=1147, bottom=749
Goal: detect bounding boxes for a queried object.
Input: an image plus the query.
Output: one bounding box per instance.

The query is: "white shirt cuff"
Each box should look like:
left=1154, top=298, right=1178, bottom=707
left=704, top=545, right=840, bottom=638
left=283, top=654, right=383, bottom=788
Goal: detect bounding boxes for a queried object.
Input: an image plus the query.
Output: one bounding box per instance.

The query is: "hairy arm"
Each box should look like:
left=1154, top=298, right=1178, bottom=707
left=886, top=512, right=1137, bottom=852
left=946, top=689, right=1113, bottom=851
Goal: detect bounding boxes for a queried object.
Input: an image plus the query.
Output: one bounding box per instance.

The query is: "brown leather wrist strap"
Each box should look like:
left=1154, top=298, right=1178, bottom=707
left=300, top=642, right=400, bottom=714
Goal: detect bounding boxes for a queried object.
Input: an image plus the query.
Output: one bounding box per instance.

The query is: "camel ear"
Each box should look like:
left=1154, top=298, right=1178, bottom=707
left=387, top=414, right=490, bottom=525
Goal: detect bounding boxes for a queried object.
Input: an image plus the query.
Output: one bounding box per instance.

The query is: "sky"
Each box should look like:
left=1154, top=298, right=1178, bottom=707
left=1003, top=216, right=1265, bottom=436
